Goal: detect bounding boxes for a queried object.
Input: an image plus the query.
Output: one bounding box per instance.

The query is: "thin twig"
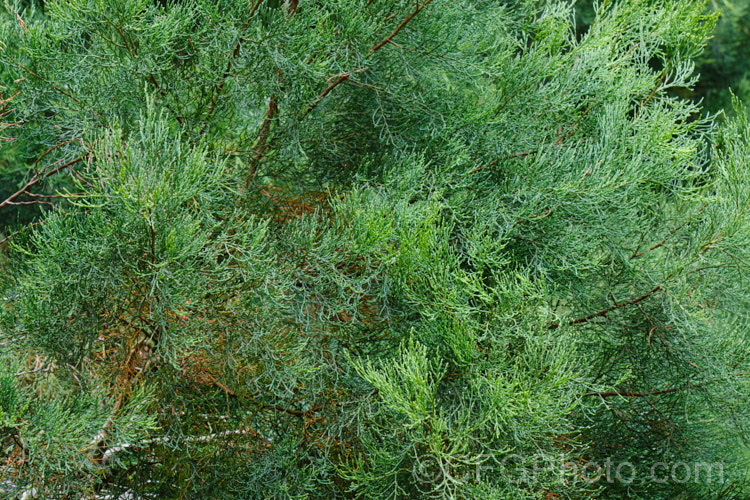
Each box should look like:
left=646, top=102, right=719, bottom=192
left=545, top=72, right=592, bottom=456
left=99, top=425, right=273, bottom=464
left=261, top=402, right=321, bottom=419
left=303, top=0, right=434, bottom=116
left=586, top=386, right=685, bottom=398
left=247, top=96, right=279, bottom=180
left=548, top=285, right=662, bottom=330
left=630, top=203, right=706, bottom=259
left=0, top=156, right=84, bottom=212
left=370, top=0, right=434, bottom=53
left=2, top=200, right=55, bottom=207
left=15, top=366, right=54, bottom=377
left=303, top=67, right=369, bottom=117
left=583, top=379, right=723, bottom=398
left=634, top=71, right=666, bottom=119
left=32, top=139, right=82, bottom=176
left=13, top=63, right=80, bottom=104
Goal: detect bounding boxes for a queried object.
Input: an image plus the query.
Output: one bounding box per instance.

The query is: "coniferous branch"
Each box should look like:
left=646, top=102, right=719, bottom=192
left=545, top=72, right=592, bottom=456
left=98, top=425, right=274, bottom=464
left=369, top=0, right=435, bottom=53
left=247, top=96, right=279, bottom=181
left=548, top=285, right=662, bottom=330
left=0, top=156, right=84, bottom=211
left=0, top=1, right=747, bottom=498
left=584, top=375, right=743, bottom=398
left=303, top=0, right=435, bottom=117
left=635, top=70, right=667, bottom=118
left=1, top=199, right=54, bottom=207
left=303, top=68, right=369, bottom=116
left=586, top=385, right=691, bottom=398
left=285, top=0, right=299, bottom=16
left=0, top=89, right=20, bottom=138
left=199, top=0, right=268, bottom=136
left=631, top=239, right=666, bottom=258
left=31, top=139, right=83, bottom=176
left=12, top=62, right=80, bottom=105
left=3, top=1, right=27, bottom=33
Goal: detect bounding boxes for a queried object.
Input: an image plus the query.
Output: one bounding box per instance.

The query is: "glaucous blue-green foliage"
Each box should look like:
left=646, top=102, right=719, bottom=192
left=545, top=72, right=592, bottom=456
left=0, top=1, right=748, bottom=498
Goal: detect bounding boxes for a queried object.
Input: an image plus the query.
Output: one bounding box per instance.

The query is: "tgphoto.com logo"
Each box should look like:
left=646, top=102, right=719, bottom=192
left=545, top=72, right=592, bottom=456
left=497, top=454, right=724, bottom=485
left=412, top=453, right=724, bottom=486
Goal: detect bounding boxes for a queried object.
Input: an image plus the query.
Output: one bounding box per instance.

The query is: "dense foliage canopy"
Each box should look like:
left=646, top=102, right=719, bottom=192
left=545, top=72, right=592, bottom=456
left=576, top=0, right=750, bottom=115
left=0, top=0, right=749, bottom=498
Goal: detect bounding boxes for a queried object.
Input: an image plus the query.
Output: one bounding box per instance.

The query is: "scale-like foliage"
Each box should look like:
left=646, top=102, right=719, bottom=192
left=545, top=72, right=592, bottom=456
left=0, top=0, right=748, bottom=498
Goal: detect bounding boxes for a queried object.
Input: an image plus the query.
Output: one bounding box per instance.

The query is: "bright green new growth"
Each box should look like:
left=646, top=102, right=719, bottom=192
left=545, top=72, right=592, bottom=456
left=0, top=0, right=748, bottom=498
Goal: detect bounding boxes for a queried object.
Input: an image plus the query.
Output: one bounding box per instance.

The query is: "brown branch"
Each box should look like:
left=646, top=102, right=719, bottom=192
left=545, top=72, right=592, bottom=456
left=556, top=103, right=591, bottom=145
left=514, top=202, right=562, bottom=226
left=369, top=0, right=434, bottom=54
left=213, top=380, right=236, bottom=397
left=15, top=366, right=54, bottom=377
left=14, top=63, right=80, bottom=104
left=210, top=379, right=319, bottom=420
left=148, top=74, right=184, bottom=126
left=0, top=89, right=21, bottom=136
left=284, top=0, right=298, bottom=15
left=0, top=90, right=19, bottom=107
left=585, top=385, right=691, bottom=398
left=303, top=67, right=369, bottom=117
left=261, top=402, right=321, bottom=419
left=586, top=374, right=742, bottom=399
left=303, top=0, right=433, bottom=117
left=0, top=156, right=84, bottom=212
left=635, top=71, right=666, bottom=119
left=303, top=74, right=350, bottom=116
left=548, top=285, right=662, bottom=330
left=99, top=424, right=273, bottom=464
left=4, top=1, right=28, bottom=33
left=33, top=139, right=81, bottom=175
left=101, top=11, right=137, bottom=58
left=493, top=85, right=525, bottom=118
left=506, top=150, right=540, bottom=159
left=247, top=96, right=279, bottom=180
left=2, top=200, right=55, bottom=207
left=460, top=143, right=579, bottom=180
left=630, top=203, right=706, bottom=259
left=68, top=164, right=98, bottom=190
left=464, top=159, right=497, bottom=177
left=631, top=239, right=665, bottom=258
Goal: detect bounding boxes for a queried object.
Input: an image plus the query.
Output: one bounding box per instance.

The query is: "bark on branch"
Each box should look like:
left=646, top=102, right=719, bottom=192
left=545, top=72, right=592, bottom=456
left=0, top=155, right=84, bottom=213
left=303, top=0, right=434, bottom=117
left=548, top=286, right=662, bottom=330
left=585, top=386, right=686, bottom=398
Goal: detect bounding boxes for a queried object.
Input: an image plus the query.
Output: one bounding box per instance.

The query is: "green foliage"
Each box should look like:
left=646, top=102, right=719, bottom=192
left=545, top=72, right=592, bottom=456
left=0, top=3, right=44, bottom=233
left=0, top=0, right=749, bottom=498
left=699, top=0, right=750, bottom=113
left=575, top=0, right=750, bottom=115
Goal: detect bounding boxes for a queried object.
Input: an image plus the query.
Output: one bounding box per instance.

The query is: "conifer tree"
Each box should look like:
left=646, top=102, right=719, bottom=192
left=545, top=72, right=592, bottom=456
left=0, top=0, right=748, bottom=498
